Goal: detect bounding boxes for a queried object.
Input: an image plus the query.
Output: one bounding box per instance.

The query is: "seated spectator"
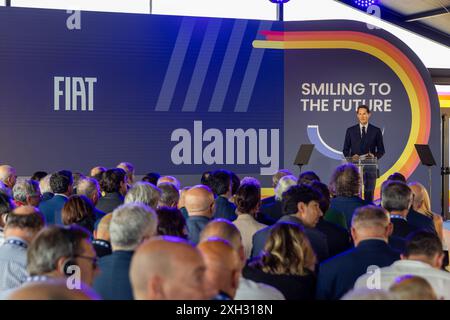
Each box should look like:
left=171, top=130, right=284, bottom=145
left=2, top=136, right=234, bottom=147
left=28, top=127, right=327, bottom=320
left=298, top=171, right=320, bottom=185
left=389, top=275, right=438, bottom=300
left=39, top=174, right=54, bottom=202
left=130, top=236, right=216, bottom=300
left=0, top=165, right=17, bottom=194
left=77, top=177, right=105, bottom=222
left=199, top=219, right=285, bottom=300
left=178, top=186, right=191, bottom=220
left=142, top=172, right=160, bottom=186
left=124, top=181, right=161, bottom=210
left=232, top=183, right=266, bottom=259
left=261, top=169, right=292, bottom=207
left=310, top=181, right=351, bottom=258
left=381, top=181, right=418, bottom=238
left=316, top=205, right=400, bottom=300
left=200, top=171, right=212, bottom=188
left=209, top=170, right=237, bottom=221
left=39, top=170, right=73, bottom=225
left=198, top=239, right=241, bottom=300
left=72, top=172, right=86, bottom=194
left=0, top=193, right=15, bottom=245
left=92, top=213, right=112, bottom=257
left=354, top=231, right=450, bottom=299
left=7, top=280, right=100, bottom=300
left=12, top=179, right=42, bottom=207
left=157, top=182, right=180, bottom=208
left=25, top=225, right=98, bottom=287
left=244, top=223, right=317, bottom=300
left=117, top=162, right=135, bottom=186
left=185, top=185, right=214, bottom=245
left=156, top=207, right=188, bottom=239
left=387, top=172, right=406, bottom=182
left=61, top=195, right=96, bottom=234
left=329, top=163, right=372, bottom=228
left=260, top=175, right=297, bottom=222
left=93, top=203, right=158, bottom=300
left=157, top=176, right=181, bottom=190
left=30, top=171, right=48, bottom=182
left=90, top=166, right=106, bottom=183
left=0, top=206, right=45, bottom=292
left=409, top=182, right=444, bottom=242
left=251, top=184, right=329, bottom=262
left=97, top=168, right=127, bottom=214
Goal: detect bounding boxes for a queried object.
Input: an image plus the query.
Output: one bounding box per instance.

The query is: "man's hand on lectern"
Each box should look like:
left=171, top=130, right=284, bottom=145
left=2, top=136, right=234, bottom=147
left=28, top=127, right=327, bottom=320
left=352, top=154, right=360, bottom=161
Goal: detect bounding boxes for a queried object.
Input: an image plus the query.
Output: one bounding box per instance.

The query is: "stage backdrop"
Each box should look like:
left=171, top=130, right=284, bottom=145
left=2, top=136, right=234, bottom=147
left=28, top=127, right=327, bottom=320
left=0, top=7, right=441, bottom=209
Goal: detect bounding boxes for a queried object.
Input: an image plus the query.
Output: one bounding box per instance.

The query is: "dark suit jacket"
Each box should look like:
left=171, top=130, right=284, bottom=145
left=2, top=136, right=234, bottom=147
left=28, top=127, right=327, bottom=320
left=261, top=196, right=275, bottom=207
left=242, top=265, right=316, bottom=300
left=407, top=208, right=436, bottom=234
left=38, top=194, right=68, bottom=225
left=330, top=196, right=372, bottom=229
left=93, top=250, right=134, bottom=300
left=390, top=217, right=419, bottom=239
left=315, top=218, right=351, bottom=258
left=316, top=239, right=400, bottom=300
left=250, top=215, right=329, bottom=262
left=41, top=192, right=54, bottom=202
left=213, top=196, right=237, bottom=221
left=343, top=123, right=385, bottom=158
left=186, top=215, right=211, bottom=245
left=96, top=192, right=124, bottom=214
left=92, top=239, right=112, bottom=258
left=260, top=200, right=284, bottom=222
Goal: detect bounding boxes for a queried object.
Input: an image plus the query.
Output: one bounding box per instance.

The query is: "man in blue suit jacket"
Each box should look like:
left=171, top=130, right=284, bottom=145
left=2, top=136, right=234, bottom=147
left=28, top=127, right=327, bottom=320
left=316, top=205, right=400, bottom=300
left=93, top=203, right=158, bottom=300
left=38, top=171, right=73, bottom=225
left=251, top=184, right=329, bottom=262
left=343, top=105, right=385, bottom=203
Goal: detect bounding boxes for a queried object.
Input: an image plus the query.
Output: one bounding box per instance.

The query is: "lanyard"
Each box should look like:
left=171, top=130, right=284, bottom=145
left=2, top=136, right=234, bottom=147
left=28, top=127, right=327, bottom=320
left=5, top=238, right=28, bottom=249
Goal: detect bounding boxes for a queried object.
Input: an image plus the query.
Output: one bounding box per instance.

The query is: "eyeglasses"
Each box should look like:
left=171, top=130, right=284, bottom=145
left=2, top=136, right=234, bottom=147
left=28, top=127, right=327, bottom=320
left=75, top=255, right=98, bottom=269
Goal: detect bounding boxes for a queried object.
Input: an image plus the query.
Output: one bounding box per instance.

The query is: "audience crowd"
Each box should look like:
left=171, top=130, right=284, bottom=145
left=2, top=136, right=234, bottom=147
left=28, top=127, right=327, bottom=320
left=0, top=162, right=448, bottom=300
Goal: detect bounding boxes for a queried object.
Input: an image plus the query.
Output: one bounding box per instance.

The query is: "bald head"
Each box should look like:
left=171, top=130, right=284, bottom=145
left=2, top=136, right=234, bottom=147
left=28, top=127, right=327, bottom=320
left=90, top=166, right=106, bottom=178
left=0, top=165, right=17, bottom=189
left=8, top=281, right=100, bottom=300
left=184, top=185, right=215, bottom=218
left=199, top=219, right=242, bottom=251
left=197, top=239, right=241, bottom=299
left=157, top=176, right=181, bottom=190
left=130, top=236, right=214, bottom=300
left=94, top=213, right=112, bottom=241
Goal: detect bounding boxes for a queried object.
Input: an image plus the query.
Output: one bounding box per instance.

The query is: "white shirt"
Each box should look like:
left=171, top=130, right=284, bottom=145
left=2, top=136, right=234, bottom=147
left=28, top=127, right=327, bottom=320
left=354, top=259, right=450, bottom=300
left=235, top=276, right=285, bottom=300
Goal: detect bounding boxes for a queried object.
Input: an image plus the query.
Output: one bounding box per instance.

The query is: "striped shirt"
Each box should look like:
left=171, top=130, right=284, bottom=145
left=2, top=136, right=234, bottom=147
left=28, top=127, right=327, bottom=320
left=0, top=237, right=29, bottom=292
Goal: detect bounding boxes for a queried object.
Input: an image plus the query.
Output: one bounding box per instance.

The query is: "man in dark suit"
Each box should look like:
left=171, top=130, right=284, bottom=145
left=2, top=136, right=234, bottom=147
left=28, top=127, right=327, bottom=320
left=251, top=184, right=329, bottom=262
left=93, top=203, right=158, bottom=300
left=381, top=181, right=419, bottom=238
left=38, top=171, right=73, bottom=225
left=316, top=205, right=400, bottom=300
left=343, top=105, right=385, bottom=203
left=185, top=185, right=215, bottom=245
left=96, top=168, right=127, bottom=214
left=209, top=170, right=236, bottom=221
left=77, top=177, right=106, bottom=223
left=261, top=169, right=292, bottom=207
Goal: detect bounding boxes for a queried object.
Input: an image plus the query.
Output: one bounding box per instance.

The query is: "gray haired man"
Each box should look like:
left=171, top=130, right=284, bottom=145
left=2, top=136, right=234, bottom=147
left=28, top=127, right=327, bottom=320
left=12, top=179, right=42, bottom=207
left=92, top=203, right=158, bottom=300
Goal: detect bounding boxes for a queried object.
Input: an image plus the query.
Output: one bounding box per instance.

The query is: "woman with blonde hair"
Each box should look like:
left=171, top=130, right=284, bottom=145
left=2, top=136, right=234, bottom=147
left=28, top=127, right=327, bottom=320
left=408, top=182, right=444, bottom=244
left=243, top=222, right=316, bottom=300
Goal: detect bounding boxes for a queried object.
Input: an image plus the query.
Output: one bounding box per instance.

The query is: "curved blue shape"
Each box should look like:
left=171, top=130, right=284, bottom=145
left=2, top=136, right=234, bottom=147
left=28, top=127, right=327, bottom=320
left=307, top=125, right=344, bottom=160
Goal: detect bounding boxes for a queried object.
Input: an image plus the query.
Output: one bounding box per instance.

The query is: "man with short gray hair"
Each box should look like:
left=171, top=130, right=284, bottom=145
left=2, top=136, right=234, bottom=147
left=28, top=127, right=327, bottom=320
left=316, top=205, right=399, bottom=300
left=93, top=203, right=158, bottom=300
left=0, top=206, right=45, bottom=292
left=124, top=181, right=161, bottom=210
left=39, top=174, right=54, bottom=202
left=157, top=175, right=181, bottom=190
left=12, top=179, right=42, bottom=208
left=0, top=165, right=17, bottom=192
left=77, top=177, right=105, bottom=222
left=381, top=181, right=418, bottom=238
left=157, top=182, right=179, bottom=208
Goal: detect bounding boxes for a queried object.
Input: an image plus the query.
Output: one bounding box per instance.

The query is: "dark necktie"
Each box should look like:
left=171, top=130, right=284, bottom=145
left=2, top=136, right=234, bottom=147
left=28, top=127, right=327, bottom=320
left=360, top=126, right=367, bottom=154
